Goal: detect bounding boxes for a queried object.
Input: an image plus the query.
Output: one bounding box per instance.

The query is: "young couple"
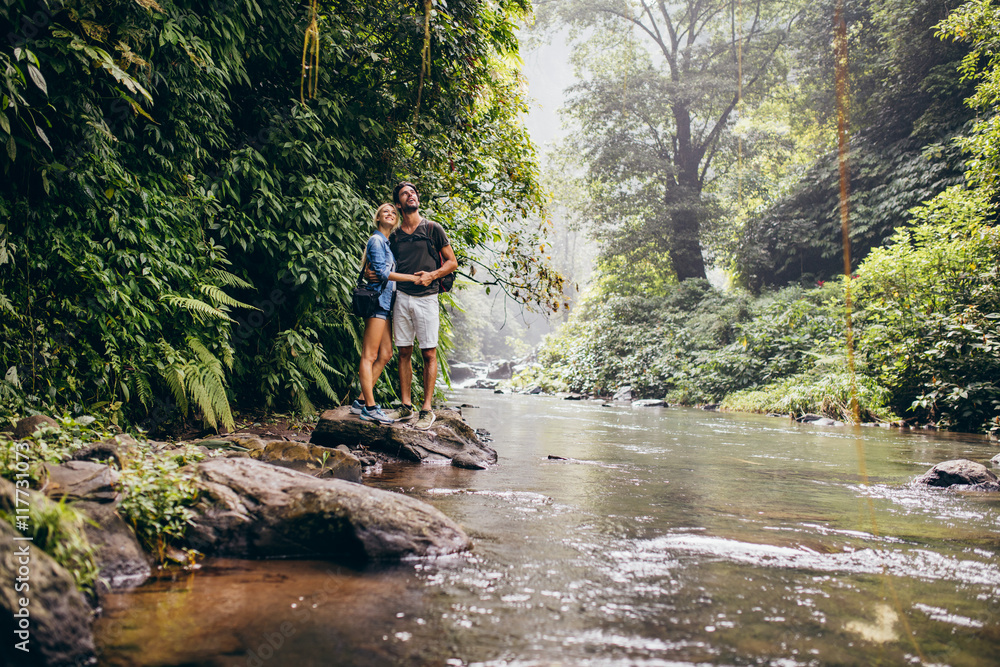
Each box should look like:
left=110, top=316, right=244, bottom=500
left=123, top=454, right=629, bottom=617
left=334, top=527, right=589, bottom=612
left=353, top=181, right=458, bottom=430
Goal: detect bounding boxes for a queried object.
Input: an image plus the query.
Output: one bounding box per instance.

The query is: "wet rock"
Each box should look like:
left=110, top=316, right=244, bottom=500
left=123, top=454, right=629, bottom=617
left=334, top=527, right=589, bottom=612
left=612, top=386, right=632, bottom=402
left=991, top=453, right=1000, bottom=466
left=184, top=458, right=471, bottom=561
left=493, top=388, right=506, bottom=394
left=452, top=451, right=488, bottom=470
left=41, top=461, right=119, bottom=503
left=448, top=362, right=477, bottom=382
left=473, top=378, right=499, bottom=390
left=797, top=413, right=843, bottom=426
left=702, top=403, right=721, bottom=412
left=525, top=386, right=543, bottom=395
left=75, top=501, right=151, bottom=590
left=633, top=399, right=666, bottom=408
left=563, top=393, right=586, bottom=401
left=914, top=459, right=999, bottom=488
left=487, top=360, right=514, bottom=380
left=0, top=480, right=96, bottom=666
left=310, top=407, right=497, bottom=468
left=12, top=414, right=60, bottom=439
left=251, top=440, right=362, bottom=483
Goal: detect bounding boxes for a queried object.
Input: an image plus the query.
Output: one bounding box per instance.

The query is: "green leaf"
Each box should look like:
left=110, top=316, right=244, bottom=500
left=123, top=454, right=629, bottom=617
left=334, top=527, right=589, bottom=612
left=27, top=65, right=47, bottom=96
left=6, top=137, right=15, bottom=162
left=0, top=113, right=9, bottom=136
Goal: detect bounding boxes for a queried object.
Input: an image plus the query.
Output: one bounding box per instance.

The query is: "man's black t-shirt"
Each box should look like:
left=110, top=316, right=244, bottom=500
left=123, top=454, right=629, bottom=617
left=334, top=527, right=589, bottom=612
left=389, top=218, right=450, bottom=297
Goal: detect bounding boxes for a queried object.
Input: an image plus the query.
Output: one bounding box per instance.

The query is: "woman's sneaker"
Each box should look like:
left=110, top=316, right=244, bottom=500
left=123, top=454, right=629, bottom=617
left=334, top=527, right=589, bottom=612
left=349, top=399, right=364, bottom=415
left=359, top=405, right=394, bottom=425
left=414, top=410, right=436, bottom=430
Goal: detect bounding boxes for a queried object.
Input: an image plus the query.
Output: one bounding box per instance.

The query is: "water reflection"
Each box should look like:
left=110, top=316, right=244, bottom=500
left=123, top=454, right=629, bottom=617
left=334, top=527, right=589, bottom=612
left=97, top=390, right=1000, bottom=666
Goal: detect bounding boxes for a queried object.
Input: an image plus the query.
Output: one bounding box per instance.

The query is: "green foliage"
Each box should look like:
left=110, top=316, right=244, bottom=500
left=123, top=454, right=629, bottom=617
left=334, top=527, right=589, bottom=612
left=0, top=416, right=113, bottom=485
left=855, top=185, right=1000, bottom=432
left=116, top=441, right=206, bottom=561
left=721, top=367, right=896, bottom=423
left=1, top=495, right=100, bottom=594
left=732, top=0, right=975, bottom=290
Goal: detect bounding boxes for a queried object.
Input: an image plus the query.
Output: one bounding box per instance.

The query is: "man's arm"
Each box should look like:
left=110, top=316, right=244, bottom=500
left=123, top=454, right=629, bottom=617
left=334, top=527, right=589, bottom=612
left=429, top=244, right=458, bottom=282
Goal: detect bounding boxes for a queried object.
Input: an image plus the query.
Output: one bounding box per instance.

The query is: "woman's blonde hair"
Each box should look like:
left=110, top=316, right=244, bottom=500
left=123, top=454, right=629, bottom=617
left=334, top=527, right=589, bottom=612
left=373, top=203, right=398, bottom=232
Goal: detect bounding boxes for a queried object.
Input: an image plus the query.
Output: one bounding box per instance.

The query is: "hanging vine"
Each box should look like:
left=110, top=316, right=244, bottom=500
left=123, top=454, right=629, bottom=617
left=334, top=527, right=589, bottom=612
left=300, top=0, right=320, bottom=102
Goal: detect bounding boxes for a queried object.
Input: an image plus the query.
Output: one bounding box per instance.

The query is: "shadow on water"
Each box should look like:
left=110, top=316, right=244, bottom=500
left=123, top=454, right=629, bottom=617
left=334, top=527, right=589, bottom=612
left=96, top=389, right=1000, bottom=666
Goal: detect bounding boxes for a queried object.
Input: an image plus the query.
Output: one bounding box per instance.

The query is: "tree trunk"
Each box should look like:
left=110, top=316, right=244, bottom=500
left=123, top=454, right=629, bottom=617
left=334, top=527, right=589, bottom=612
left=669, top=205, right=706, bottom=281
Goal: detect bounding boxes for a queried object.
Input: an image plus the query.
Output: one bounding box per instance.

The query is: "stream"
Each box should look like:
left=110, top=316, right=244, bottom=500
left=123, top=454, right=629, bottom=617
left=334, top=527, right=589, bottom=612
left=95, top=388, right=1000, bottom=666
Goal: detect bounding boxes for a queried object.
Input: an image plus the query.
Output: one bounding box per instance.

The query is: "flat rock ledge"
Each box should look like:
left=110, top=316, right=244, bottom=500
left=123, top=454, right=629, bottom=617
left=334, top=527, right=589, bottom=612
left=914, top=459, right=1000, bottom=491
left=183, top=458, right=472, bottom=561
left=309, top=406, right=497, bottom=469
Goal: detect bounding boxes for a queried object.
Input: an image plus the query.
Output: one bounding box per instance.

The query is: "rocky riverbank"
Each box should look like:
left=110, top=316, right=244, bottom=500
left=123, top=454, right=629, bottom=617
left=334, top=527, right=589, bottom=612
left=0, top=408, right=493, bottom=666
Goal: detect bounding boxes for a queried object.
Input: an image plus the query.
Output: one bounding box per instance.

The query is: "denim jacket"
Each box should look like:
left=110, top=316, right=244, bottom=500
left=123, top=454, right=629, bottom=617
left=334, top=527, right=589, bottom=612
left=364, top=231, right=395, bottom=311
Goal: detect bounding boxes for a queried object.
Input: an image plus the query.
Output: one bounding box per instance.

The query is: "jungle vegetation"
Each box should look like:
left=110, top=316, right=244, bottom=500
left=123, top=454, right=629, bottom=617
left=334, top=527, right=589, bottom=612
left=0, top=0, right=564, bottom=432
left=522, top=0, right=999, bottom=435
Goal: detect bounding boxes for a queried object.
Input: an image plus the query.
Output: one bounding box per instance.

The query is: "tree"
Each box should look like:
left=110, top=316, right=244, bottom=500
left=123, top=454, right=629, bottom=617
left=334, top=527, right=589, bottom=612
left=547, top=0, right=797, bottom=282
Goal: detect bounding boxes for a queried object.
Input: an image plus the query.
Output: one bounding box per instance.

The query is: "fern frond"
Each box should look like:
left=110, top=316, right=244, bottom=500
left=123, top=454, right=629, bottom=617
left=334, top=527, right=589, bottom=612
left=197, top=283, right=255, bottom=310
left=160, top=365, right=189, bottom=415
left=206, top=267, right=253, bottom=290
left=161, top=294, right=235, bottom=322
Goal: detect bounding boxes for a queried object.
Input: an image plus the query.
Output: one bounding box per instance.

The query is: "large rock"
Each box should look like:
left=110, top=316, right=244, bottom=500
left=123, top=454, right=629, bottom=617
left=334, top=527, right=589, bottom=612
left=914, top=459, right=999, bottom=487
left=183, top=458, right=471, bottom=562
left=41, top=461, right=119, bottom=502
left=0, top=480, right=96, bottom=667
left=487, top=360, right=514, bottom=380
left=448, top=362, right=477, bottom=382
left=613, top=386, right=632, bottom=402
left=250, top=440, right=362, bottom=482
left=75, top=501, right=152, bottom=590
left=12, top=415, right=59, bottom=439
left=309, top=407, right=497, bottom=468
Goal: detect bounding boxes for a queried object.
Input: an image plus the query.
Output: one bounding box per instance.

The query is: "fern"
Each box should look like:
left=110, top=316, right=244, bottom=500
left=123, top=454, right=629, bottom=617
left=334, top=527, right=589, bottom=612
left=160, top=294, right=235, bottom=322
left=205, top=267, right=253, bottom=290
left=197, top=282, right=255, bottom=311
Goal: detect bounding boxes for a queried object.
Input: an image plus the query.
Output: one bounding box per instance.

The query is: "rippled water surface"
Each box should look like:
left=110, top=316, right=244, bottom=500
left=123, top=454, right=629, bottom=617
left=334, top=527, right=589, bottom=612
left=96, top=390, right=1000, bottom=665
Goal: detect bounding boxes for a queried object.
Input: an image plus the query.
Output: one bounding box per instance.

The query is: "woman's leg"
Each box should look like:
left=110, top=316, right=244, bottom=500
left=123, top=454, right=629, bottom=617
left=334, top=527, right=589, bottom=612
left=369, top=319, right=394, bottom=387
left=359, top=317, right=388, bottom=407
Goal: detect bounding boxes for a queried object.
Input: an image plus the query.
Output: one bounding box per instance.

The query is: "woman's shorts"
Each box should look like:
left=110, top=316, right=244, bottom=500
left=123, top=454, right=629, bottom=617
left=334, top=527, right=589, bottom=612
left=369, top=304, right=391, bottom=320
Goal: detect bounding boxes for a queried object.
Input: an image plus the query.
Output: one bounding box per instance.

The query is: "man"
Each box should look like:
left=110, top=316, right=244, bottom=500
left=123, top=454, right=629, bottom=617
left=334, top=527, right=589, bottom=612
left=385, top=181, right=457, bottom=429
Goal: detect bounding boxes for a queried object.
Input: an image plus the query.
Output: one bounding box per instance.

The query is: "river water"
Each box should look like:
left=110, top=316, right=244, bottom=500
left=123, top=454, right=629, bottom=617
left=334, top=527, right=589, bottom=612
left=95, top=389, right=1000, bottom=666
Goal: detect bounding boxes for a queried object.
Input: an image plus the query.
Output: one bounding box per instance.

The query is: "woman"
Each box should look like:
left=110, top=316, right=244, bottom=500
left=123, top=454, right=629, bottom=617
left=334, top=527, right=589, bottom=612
left=354, top=203, right=424, bottom=424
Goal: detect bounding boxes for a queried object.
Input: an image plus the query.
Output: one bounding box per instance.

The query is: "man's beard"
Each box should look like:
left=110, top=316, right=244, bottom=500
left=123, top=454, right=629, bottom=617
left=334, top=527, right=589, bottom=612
left=402, top=203, right=418, bottom=214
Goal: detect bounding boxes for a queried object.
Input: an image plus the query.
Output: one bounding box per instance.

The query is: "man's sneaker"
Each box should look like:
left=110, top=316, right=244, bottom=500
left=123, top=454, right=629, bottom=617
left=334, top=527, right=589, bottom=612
left=414, top=409, right=436, bottom=430
left=349, top=399, right=364, bottom=415
left=385, top=404, right=414, bottom=421
left=359, top=405, right=394, bottom=425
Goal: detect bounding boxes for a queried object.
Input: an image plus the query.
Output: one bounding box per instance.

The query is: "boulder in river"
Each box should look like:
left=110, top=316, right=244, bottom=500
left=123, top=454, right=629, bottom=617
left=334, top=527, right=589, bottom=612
left=448, top=362, right=477, bottom=383
left=309, top=406, right=497, bottom=468
left=914, top=459, right=999, bottom=488
left=183, top=457, right=471, bottom=561
left=633, top=399, right=666, bottom=408
left=75, top=501, right=152, bottom=590
left=487, top=360, right=514, bottom=380
left=612, top=386, right=632, bottom=402
left=41, top=461, right=120, bottom=503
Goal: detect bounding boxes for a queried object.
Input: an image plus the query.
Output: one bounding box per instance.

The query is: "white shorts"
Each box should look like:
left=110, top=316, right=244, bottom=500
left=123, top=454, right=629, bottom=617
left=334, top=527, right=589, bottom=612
left=393, top=291, right=439, bottom=349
